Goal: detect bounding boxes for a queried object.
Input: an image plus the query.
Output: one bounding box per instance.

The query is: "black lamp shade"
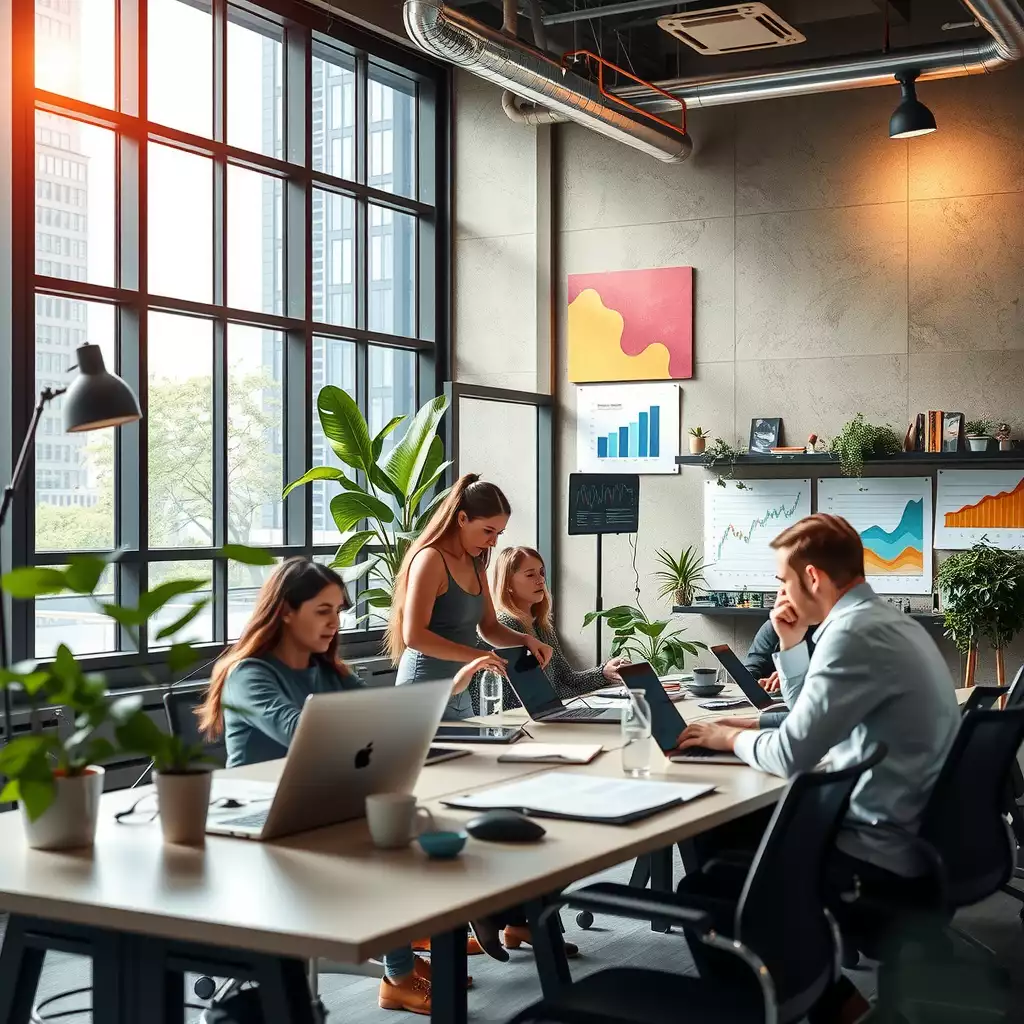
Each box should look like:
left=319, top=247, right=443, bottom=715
left=890, top=74, right=937, bottom=139
left=63, top=343, right=142, bottom=433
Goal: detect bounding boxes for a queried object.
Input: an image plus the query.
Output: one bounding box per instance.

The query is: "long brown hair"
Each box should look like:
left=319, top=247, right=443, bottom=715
left=386, top=473, right=511, bottom=664
left=197, top=557, right=351, bottom=739
left=493, top=546, right=553, bottom=633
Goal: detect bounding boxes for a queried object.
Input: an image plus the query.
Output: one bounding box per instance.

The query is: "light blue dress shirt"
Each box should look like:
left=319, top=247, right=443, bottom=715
left=733, top=582, right=960, bottom=876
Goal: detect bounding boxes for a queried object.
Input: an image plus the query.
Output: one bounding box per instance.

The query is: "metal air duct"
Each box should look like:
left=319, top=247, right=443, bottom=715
left=617, top=0, right=1024, bottom=112
left=403, top=0, right=693, bottom=163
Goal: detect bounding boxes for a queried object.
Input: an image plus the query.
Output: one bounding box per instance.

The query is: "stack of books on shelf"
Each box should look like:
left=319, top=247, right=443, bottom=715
left=908, top=411, right=964, bottom=453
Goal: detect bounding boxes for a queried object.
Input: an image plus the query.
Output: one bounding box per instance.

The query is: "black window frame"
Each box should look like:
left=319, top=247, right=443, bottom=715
left=0, top=0, right=452, bottom=686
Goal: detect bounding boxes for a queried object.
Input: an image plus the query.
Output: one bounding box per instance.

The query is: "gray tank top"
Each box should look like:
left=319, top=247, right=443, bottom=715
left=395, top=548, right=484, bottom=720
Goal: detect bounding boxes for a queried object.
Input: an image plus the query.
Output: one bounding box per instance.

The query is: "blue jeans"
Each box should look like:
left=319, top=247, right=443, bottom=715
left=383, top=945, right=415, bottom=979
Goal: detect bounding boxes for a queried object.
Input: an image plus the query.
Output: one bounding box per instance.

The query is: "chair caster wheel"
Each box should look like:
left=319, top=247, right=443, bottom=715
left=194, top=976, right=218, bottom=1000
left=576, top=911, right=594, bottom=930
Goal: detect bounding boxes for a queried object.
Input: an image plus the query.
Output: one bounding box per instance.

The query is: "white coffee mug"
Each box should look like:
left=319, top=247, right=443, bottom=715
left=365, top=793, right=434, bottom=850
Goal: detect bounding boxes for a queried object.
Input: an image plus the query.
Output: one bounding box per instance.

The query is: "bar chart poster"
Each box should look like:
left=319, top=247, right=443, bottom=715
left=817, top=478, right=932, bottom=594
left=703, top=480, right=811, bottom=590
left=575, top=383, right=679, bottom=474
left=935, top=469, right=1024, bottom=550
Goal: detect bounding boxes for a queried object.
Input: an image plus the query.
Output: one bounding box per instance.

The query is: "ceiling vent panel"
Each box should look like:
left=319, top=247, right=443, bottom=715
left=657, top=3, right=806, bottom=55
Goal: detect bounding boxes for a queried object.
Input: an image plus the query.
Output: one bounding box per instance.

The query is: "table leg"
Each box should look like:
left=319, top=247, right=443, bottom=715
left=628, top=854, right=652, bottom=888
left=0, top=916, right=45, bottom=1024
left=649, top=845, right=674, bottom=933
left=429, top=927, right=468, bottom=1024
left=524, top=899, right=572, bottom=1001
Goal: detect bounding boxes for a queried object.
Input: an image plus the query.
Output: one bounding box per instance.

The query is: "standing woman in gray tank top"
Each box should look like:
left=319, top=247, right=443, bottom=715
left=389, top=474, right=553, bottom=720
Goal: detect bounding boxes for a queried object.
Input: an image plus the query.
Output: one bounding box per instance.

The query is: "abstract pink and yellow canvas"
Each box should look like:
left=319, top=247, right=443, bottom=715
left=567, top=266, right=694, bottom=383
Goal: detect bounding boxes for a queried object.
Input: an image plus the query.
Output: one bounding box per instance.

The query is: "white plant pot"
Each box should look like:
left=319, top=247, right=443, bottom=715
left=155, top=769, right=212, bottom=845
left=23, top=766, right=105, bottom=851
left=967, top=436, right=992, bottom=452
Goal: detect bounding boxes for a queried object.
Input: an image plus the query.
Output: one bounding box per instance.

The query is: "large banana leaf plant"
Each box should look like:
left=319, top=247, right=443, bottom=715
left=284, top=387, right=451, bottom=619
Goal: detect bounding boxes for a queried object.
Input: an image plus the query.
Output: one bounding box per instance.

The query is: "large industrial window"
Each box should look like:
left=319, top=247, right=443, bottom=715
left=1, top=0, right=451, bottom=678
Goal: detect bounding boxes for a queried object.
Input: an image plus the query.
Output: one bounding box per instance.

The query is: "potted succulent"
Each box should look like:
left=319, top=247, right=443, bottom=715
left=965, top=419, right=995, bottom=453
left=688, top=426, right=709, bottom=455
left=114, top=711, right=216, bottom=845
left=583, top=604, right=706, bottom=675
left=996, top=423, right=1013, bottom=452
left=653, top=545, right=706, bottom=608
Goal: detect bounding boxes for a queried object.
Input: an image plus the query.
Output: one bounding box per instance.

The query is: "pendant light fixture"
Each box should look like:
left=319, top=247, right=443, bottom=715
left=889, top=70, right=937, bottom=139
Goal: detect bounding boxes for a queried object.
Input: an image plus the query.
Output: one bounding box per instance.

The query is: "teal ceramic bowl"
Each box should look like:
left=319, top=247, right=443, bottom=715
left=417, top=830, right=467, bottom=859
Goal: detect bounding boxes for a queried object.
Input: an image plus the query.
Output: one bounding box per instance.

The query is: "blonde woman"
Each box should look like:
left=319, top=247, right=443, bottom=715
left=493, top=546, right=628, bottom=709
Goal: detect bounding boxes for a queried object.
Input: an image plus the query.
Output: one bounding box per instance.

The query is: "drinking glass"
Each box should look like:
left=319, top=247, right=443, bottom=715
left=621, top=689, right=652, bottom=777
left=480, top=670, right=504, bottom=724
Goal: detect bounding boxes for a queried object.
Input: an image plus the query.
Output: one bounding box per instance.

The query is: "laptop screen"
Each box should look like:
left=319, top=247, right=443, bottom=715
left=710, top=644, right=774, bottom=710
left=495, top=647, right=564, bottom=717
left=618, top=663, right=686, bottom=753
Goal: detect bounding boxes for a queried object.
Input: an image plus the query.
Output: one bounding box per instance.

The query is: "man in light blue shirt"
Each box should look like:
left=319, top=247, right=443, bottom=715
left=679, top=514, right=960, bottom=1022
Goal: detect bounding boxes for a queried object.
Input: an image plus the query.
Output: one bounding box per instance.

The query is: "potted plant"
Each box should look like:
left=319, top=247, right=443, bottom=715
left=996, top=423, right=1013, bottom=452
left=688, top=426, right=709, bottom=455
left=936, top=542, right=1024, bottom=686
left=583, top=604, right=706, bottom=675
left=653, top=546, right=706, bottom=608
left=700, top=437, right=749, bottom=489
left=829, top=414, right=904, bottom=477
left=284, top=388, right=450, bottom=621
left=0, top=545, right=270, bottom=849
left=114, top=711, right=216, bottom=845
left=965, top=419, right=995, bottom=453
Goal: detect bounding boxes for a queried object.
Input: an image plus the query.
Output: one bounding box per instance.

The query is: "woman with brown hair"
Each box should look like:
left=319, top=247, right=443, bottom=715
left=197, top=557, right=492, bottom=1015
left=493, top=545, right=628, bottom=712
left=389, top=473, right=553, bottom=720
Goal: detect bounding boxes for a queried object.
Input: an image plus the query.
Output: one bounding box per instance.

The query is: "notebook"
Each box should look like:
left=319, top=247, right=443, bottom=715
left=496, top=743, right=603, bottom=765
left=442, top=771, right=715, bottom=825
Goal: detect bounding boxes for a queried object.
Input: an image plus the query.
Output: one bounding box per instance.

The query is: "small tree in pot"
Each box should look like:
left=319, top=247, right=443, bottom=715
left=653, top=546, right=706, bottom=608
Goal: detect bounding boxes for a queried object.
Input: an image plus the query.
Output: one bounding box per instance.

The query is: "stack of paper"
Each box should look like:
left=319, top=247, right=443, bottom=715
left=497, top=743, right=604, bottom=765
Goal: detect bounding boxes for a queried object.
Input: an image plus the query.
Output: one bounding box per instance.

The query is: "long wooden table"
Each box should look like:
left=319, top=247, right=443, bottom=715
left=0, top=691, right=786, bottom=1024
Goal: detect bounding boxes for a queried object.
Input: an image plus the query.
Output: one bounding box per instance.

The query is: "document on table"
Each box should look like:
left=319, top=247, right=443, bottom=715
left=497, top=743, right=604, bottom=765
left=442, top=771, right=715, bottom=825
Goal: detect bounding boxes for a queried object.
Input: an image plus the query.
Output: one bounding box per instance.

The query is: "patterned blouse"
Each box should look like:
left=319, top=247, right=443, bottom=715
left=494, top=611, right=606, bottom=711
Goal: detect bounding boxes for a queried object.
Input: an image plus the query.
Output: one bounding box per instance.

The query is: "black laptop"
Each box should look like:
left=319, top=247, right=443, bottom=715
left=710, top=643, right=788, bottom=712
left=618, top=663, right=745, bottom=765
left=497, top=646, right=621, bottom=723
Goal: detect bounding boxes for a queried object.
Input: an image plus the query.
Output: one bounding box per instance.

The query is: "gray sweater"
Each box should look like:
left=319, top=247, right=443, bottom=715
left=494, top=611, right=605, bottom=710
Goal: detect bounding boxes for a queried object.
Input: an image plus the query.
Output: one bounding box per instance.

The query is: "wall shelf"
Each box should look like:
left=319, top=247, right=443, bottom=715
left=676, top=451, right=1024, bottom=468
left=673, top=605, right=945, bottom=625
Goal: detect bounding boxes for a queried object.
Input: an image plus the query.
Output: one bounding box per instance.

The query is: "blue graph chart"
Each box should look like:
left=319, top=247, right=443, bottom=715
left=596, top=405, right=660, bottom=459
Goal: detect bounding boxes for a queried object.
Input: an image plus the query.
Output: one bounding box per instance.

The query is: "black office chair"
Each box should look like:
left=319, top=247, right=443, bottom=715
left=508, top=745, right=887, bottom=1024
left=850, top=708, right=1024, bottom=1022
left=164, top=684, right=227, bottom=768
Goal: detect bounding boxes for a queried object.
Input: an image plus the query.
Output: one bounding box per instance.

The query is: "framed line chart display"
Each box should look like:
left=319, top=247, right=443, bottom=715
left=703, top=479, right=811, bottom=591
left=935, top=469, right=1024, bottom=550
left=818, top=477, right=932, bottom=594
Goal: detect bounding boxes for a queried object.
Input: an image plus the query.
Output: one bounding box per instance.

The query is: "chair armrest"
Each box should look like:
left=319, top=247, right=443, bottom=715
left=555, top=882, right=714, bottom=934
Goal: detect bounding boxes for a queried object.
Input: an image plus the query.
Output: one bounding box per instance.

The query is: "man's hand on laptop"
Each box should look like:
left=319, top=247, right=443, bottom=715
left=676, top=721, right=744, bottom=753
left=769, top=596, right=807, bottom=651
left=760, top=671, right=781, bottom=693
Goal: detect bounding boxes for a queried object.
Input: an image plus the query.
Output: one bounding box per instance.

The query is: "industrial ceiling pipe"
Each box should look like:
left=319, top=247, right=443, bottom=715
left=403, top=0, right=693, bottom=162
left=616, top=0, right=1024, bottom=111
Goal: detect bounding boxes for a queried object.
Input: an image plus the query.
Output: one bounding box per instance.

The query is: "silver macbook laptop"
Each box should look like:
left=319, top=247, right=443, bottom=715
left=206, top=679, right=453, bottom=840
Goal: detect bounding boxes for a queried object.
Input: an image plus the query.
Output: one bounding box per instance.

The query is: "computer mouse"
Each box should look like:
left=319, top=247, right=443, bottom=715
left=465, top=810, right=546, bottom=843
left=220, top=798, right=244, bottom=810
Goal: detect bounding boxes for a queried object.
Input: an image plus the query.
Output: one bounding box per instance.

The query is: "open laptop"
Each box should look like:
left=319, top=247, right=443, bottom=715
left=710, top=643, right=788, bottom=712
left=206, top=679, right=453, bottom=840
left=619, top=663, right=745, bottom=765
left=497, top=646, right=622, bottom=723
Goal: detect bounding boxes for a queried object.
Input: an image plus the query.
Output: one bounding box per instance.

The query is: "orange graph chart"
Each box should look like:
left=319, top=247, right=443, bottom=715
left=943, top=477, right=1024, bottom=529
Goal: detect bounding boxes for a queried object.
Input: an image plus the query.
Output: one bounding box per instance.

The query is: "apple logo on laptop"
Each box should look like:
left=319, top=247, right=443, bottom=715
left=355, top=742, right=374, bottom=769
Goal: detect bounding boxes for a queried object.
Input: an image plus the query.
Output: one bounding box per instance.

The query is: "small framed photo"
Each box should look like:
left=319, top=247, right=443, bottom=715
left=749, top=418, right=782, bottom=454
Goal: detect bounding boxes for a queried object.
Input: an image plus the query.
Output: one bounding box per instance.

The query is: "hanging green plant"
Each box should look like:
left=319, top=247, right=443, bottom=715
left=829, top=415, right=903, bottom=477
left=700, top=438, right=748, bottom=488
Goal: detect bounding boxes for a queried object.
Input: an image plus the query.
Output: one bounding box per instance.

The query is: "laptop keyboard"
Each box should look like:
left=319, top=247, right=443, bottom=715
left=675, top=747, right=723, bottom=759
left=217, top=809, right=269, bottom=829
left=555, top=707, right=613, bottom=720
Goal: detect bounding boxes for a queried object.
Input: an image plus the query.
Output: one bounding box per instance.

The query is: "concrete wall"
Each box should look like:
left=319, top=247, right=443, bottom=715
left=455, top=64, right=1024, bottom=685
